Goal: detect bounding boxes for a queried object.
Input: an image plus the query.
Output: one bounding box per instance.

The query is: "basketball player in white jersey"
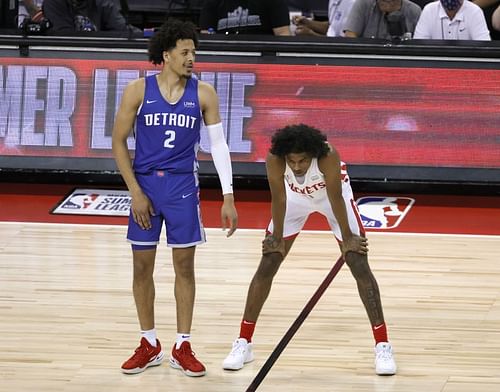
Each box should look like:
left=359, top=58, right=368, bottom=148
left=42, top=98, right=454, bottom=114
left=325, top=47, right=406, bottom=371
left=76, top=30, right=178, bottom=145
left=222, top=124, right=396, bottom=375
left=113, top=19, right=237, bottom=377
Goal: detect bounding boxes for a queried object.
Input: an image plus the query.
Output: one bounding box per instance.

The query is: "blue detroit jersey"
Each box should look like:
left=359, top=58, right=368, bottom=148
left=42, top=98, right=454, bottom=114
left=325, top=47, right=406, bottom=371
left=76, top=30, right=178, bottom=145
left=133, top=75, right=202, bottom=174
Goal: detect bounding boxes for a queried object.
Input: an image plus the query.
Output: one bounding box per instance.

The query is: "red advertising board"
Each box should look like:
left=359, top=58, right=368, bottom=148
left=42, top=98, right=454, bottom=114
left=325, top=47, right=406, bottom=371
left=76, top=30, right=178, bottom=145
left=1, top=57, right=499, bottom=168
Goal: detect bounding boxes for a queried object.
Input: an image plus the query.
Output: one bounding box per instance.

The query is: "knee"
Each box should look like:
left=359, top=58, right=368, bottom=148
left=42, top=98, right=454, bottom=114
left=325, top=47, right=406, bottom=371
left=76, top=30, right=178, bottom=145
left=173, top=257, right=195, bottom=280
left=345, top=252, right=370, bottom=277
left=175, top=264, right=194, bottom=280
left=255, top=253, right=283, bottom=279
left=133, top=257, right=154, bottom=280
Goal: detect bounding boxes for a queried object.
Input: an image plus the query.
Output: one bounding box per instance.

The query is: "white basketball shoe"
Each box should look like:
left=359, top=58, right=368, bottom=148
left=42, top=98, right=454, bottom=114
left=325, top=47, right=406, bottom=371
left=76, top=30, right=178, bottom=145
left=374, top=342, right=397, bottom=375
left=222, top=338, right=254, bottom=370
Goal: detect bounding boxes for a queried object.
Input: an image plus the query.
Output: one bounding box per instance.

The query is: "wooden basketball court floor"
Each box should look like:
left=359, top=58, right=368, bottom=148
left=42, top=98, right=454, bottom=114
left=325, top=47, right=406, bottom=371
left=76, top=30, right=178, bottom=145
left=1, top=218, right=499, bottom=392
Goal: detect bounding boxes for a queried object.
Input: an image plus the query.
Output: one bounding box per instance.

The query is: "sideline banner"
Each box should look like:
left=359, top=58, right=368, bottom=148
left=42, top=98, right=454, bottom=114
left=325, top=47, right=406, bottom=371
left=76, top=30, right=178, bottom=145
left=356, top=196, right=414, bottom=229
left=51, top=188, right=130, bottom=216
left=52, top=188, right=415, bottom=230
left=1, top=57, right=499, bottom=169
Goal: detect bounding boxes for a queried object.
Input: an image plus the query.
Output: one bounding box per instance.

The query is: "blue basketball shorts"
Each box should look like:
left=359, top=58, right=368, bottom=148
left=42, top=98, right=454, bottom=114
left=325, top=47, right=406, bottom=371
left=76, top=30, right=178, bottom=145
left=127, top=170, right=206, bottom=248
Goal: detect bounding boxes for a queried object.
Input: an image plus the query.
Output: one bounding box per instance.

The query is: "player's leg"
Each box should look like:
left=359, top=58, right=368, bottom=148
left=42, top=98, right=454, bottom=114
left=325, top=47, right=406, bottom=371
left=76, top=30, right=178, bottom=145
left=132, top=247, right=159, bottom=331
left=344, top=251, right=396, bottom=375
left=165, top=173, right=207, bottom=377
left=321, top=188, right=386, bottom=326
left=242, top=237, right=296, bottom=323
left=172, top=246, right=197, bottom=335
left=323, top=189, right=396, bottom=375
left=344, top=251, right=385, bottom=325
left=121, top=191, right=165, bottom=374
left=222, top=237, right=296, bottom=371
left=223, top=193, right=309, bottom=370
left=336, top=197, right=389, bottom=339
left=165, top=173, right=205, bottom=337
left=169, top=246, right=207, bottom=376
left=243, top=192, right=308, bottom=328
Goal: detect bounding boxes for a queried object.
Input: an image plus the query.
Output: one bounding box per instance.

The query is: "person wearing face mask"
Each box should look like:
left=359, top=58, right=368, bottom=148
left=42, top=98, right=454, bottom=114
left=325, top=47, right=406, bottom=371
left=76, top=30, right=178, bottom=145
left=413, top=0, right=491, bottom=39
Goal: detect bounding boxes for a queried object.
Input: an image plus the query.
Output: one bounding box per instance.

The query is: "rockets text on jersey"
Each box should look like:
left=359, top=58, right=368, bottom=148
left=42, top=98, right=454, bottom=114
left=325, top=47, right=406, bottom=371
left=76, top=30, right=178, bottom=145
left=284, top=158, right=350, bottom=199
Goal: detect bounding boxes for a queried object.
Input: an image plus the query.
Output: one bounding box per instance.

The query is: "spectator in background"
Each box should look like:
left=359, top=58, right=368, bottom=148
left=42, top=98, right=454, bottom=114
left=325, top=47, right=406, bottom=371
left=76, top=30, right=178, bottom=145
left=473, top=0, right=500, bottom=40
left=19, top=0, right=52, bottom=32
left=493, top=4, right=500, bottom=31
left=199, top=0, right=292, bottom=35
left=22, top=0, right=44, bottom=20
left=42, top=0, right=141, bottom=34
left=293, top=0, right=356, bottom=37
left=413, top=0, right=491, bottom=40
left=343, top=0, right=422, bottom=39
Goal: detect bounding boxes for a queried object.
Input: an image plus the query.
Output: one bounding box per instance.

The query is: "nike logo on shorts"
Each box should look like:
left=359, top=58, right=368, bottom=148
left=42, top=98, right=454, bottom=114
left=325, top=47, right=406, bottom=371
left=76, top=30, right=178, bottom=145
left=182, top=192, right=194, bottom=199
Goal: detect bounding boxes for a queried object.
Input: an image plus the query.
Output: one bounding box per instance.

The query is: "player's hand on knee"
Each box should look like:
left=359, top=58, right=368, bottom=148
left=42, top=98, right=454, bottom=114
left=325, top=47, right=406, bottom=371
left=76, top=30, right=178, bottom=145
left=341, top=234, right=368, bottom=258
left=262, top=234, right=285, bottom=257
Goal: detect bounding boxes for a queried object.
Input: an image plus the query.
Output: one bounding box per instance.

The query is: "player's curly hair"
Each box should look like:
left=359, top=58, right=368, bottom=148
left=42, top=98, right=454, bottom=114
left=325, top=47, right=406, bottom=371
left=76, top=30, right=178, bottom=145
left=270, top=124, right=330, bottom=158
left=148, top=19, right=199, bottom=65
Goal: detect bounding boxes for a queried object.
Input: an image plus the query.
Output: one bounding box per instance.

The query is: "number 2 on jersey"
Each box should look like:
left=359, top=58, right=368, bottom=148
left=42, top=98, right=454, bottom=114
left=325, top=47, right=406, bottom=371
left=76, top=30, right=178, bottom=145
left=164, top=130, right=176, bottom=148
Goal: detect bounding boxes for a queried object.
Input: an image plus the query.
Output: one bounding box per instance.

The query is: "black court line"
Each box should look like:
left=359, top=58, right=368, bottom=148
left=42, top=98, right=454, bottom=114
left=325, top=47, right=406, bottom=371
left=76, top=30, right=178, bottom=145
left=246, top=256, right=345, bottom=392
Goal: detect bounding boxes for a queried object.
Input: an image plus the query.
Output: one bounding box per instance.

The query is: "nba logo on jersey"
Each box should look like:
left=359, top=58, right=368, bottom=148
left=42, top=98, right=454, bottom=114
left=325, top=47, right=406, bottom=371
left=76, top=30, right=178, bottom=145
left=60, top=193, right=99, bottom=210
left=356, top=196, right=415, bottom=229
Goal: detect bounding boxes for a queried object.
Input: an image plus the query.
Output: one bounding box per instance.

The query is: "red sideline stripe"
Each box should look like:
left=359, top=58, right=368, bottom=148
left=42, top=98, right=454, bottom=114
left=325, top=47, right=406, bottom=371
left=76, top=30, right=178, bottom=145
left=0, top=183, right=498, bottom=236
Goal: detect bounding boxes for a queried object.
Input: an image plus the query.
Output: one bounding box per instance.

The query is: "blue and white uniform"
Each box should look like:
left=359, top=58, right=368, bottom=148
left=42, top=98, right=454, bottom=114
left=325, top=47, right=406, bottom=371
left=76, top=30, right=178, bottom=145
left=127, top=75, right=206, bottom=248
left=267, top=158, right=365, bottom=241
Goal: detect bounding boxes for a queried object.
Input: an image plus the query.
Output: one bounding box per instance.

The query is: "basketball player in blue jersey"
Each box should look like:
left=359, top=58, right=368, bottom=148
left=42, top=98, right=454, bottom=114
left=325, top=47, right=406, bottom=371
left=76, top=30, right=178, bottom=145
left=222, top=124, right=397, bottom=375
left=112, top=19, right=238, bottom=377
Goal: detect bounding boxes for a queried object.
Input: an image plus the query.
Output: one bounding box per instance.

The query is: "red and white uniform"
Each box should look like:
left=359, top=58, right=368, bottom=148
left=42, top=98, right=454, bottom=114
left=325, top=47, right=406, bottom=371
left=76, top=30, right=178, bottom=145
left=267, top=158, right=364, bottom=240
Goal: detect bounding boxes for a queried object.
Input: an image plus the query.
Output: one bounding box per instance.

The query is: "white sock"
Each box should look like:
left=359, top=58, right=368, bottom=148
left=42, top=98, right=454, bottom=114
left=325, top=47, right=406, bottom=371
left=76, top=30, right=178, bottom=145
left=141, top=328, right=157, bottom=347
left=175, top=333, right=190, bottom=349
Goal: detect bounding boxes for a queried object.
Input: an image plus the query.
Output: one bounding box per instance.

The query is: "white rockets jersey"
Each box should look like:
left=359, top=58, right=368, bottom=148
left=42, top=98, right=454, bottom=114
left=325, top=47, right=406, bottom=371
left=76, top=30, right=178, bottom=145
left=272, top=158, right=361, bottom=239
left=284, top=157, right=350, bottom=200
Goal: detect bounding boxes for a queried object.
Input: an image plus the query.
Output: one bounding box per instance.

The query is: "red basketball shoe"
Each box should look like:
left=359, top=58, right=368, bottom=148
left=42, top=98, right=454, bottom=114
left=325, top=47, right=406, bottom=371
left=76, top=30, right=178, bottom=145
left=169, top=341, right=206, bottom=377
left=121, top=338, right=164, bottom=374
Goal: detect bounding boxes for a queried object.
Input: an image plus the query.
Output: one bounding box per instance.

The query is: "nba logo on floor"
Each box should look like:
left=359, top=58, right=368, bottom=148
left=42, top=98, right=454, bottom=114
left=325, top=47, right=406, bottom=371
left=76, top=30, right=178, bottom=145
left=60, top=193, right=99, bottom=210
left=356, top=196, right=415, bottom=229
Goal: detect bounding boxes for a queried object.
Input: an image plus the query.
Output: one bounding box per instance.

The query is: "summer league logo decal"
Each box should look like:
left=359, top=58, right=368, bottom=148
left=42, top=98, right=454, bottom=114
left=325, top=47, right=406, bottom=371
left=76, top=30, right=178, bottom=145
left=52, top=189, right=131, bottom=216
left=356, top=196, right=414, bottom=229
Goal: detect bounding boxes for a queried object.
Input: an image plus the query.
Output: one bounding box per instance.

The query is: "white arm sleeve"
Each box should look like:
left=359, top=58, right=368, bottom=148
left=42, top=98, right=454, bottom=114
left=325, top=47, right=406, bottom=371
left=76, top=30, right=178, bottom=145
left=206, top=122, right=233, bottom=195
